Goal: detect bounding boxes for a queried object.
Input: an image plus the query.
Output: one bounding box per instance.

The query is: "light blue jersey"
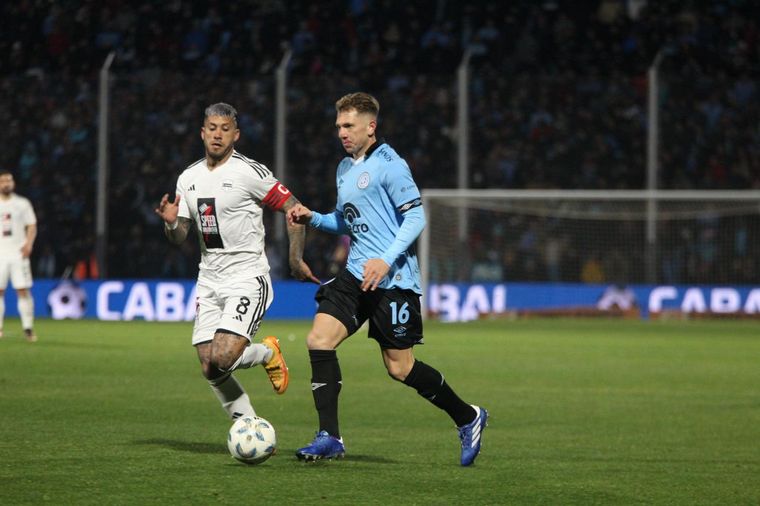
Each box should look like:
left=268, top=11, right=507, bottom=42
left=311, top=142, right=425, bottom=293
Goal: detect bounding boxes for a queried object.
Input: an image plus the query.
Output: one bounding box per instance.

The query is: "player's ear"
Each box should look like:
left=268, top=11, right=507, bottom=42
left=200, top=127, right=206, bottom=140
left=234, top=129, right=240, bottom=142
left=367, top=118, right=377, bottom=136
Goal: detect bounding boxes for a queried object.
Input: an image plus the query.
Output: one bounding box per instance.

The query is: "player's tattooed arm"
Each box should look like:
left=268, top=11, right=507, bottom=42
left=281, top=195, right=305, bottom=260
left=164, top=216, right=193, bottom=244
left=282, top=195, right=320, bottom=284
left=155, top=193, right=191, bottom=244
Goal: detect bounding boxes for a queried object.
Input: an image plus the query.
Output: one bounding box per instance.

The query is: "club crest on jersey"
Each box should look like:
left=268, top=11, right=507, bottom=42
left=357, top=172, right=370, bottom=189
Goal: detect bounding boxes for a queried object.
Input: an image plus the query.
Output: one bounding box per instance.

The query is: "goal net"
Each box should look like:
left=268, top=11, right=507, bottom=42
left=421, top=190, right=760, bottom=290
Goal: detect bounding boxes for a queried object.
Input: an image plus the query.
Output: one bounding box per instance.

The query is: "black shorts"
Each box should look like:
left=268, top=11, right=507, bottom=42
left=315, top=269, right=424, bottom=349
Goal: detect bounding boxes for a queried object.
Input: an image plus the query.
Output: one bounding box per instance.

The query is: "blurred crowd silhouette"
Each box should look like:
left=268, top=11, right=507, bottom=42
left=1, top=1, right=758, bottom=283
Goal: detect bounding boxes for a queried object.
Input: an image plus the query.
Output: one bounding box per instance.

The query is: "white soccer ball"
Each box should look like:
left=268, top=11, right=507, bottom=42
left=227, top=415, right=277, bottom=465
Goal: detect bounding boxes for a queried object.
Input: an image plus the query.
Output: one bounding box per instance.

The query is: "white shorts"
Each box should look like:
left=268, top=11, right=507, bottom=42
left=0, top=256, right=33, bottom=290
left=192, top=274, right=273, bottom=346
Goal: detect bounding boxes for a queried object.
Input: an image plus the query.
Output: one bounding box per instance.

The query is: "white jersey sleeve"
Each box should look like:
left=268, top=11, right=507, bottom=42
left=234, top=152, right=292, bottom=210
left=20, top=198, right=37, bottom=226
left=176, top=172, right=191, bottom=220
left=242, top=162, right=278, bottom=200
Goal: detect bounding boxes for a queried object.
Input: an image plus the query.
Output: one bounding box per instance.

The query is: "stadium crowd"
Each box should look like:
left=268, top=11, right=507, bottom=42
left=1, top=0, right=758, bottom=283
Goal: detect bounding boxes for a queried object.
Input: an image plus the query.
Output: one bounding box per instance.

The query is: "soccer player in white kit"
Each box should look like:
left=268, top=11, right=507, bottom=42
left=0, top=170, right=38, bottom=342
left=155, top=103, right=319, bottom=420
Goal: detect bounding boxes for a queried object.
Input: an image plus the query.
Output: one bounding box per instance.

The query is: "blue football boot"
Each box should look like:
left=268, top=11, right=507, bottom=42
left=295, top=430, right=345, bottom=461
left=458, top=405, right=488, bottom=466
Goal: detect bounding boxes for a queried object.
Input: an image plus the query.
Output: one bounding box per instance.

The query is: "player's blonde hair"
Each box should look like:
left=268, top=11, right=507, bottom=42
left=335, top=92, right=380, bottom=117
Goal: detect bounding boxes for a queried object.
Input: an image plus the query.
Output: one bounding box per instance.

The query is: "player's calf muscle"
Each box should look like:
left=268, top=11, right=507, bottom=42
left=195, top=343, right=220, bottom=379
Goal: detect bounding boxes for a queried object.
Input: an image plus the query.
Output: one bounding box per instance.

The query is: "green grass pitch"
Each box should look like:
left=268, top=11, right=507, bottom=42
left=1, top=318, right=758, bottom=505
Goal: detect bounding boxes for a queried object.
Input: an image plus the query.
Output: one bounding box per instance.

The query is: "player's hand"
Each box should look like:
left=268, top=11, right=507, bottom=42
left=155, top=193, right=180, bottom=225
left=287, top=203, right=313, bottom=226
left=290, top=258, right=321, bottom=284
left=20, top=243, right=33, bottom=258
left=361, top=258, right=390, bottom=291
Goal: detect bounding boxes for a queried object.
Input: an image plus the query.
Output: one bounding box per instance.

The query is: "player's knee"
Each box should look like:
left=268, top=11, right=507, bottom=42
left=306, top=328, right=338, bottom=350
left=210, top=350, right=237, bottom=372
left=387, top=369, right=406, bottom=382
left=385, top=361, right=411, bottom=382
left=209, top=332, right=247, bottom=371
left=17, top=289, right=30, bottom=298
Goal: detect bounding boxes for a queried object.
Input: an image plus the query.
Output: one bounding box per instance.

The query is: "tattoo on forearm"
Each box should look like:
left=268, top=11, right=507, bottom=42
left=286, top=220, right=306, bottom=263
left=280, top=195, right=301, bottom=212
left=165, top=217, right=192, bottom=244
left=281, top=194, right=306, bottom=263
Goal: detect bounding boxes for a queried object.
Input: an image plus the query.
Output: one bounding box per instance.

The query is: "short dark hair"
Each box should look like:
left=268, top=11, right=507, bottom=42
left=0, top=169, right=12, bottom=177
left=204, top=102, right=238, bottom=126
left=335, top=92, right=380, bottom=117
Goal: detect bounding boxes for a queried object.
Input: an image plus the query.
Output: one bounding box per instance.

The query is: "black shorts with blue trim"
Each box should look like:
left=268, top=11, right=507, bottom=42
left=315, top=269, right=424, bottom=349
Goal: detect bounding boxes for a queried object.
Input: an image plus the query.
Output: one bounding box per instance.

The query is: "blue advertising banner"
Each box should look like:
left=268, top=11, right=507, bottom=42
left=427, top=282, right=760, bottom=321
left=2, top=279, right=759, bottom=322
left=3, top=279, right=319, bottom=321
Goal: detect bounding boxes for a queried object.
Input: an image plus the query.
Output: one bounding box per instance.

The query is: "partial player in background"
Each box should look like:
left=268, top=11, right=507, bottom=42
left=155, top=103, right=319, bottom=422
left=0, top=170, right=38, bottom=342
left=288, top=92, right=488, bottom=466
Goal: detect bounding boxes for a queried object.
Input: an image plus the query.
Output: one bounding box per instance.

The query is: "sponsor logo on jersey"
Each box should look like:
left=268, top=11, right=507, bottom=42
left=222, top=180, right=233, bottom=191
left=343, top=203, right=369, bottom=234
left=197, top=198, right=225, bottom=249
left=2, top=213, right=11, bottom=237
left=377, top=146, right=393, bottom=162
left=344, top=203, right=360, bottom=222
left=187, top=184, right=195, bottom=192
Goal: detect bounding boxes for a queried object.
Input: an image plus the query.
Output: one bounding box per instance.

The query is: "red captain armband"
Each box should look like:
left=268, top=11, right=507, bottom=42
left=262, top=182, right=292, bottom=210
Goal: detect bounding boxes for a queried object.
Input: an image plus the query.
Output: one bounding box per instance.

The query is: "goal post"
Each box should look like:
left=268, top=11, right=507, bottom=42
left=420, top=189, right=760, bottom=317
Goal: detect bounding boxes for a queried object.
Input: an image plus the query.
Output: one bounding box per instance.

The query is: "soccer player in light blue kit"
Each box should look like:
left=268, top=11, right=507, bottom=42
left=288, top=92, right=488, bottom=466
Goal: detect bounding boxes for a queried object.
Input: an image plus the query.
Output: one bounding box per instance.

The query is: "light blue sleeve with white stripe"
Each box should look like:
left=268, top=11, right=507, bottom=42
left=379, top=206, right=425, bottom=266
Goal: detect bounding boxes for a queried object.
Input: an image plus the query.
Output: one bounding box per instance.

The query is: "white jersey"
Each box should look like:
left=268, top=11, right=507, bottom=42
left=0, top=193, right=36, bottom=258
left=175, top=150, right=288, bottom=279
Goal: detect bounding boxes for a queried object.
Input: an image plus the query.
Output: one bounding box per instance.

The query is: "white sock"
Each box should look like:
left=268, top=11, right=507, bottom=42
left=18, top=295, right=34, bottom=331
left=209, top=373, right=255, bottom=419
left=0, top=297, right=5, bottom=330
left=228, top=343, right=272, bottom=371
